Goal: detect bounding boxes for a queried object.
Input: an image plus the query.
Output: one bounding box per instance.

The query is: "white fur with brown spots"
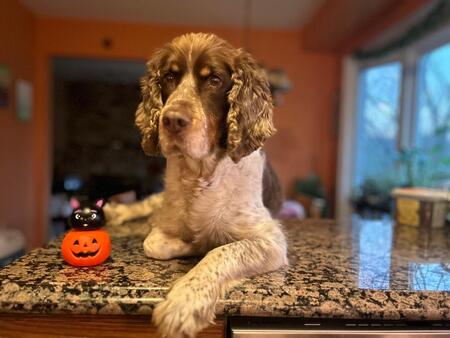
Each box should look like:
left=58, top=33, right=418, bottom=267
left=104, top=33, right=287, bottom=338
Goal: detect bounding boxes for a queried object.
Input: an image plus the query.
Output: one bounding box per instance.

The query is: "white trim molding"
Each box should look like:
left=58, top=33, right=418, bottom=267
left=336, top=56, right=359, bottom=222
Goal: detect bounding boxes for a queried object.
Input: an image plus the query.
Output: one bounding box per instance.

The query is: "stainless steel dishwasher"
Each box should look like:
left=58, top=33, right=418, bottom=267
left=227, top=317, right=450, bottom=337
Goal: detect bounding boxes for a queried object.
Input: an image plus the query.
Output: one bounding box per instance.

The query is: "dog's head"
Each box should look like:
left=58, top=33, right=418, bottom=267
left=136, top=33, right=275, bottom=162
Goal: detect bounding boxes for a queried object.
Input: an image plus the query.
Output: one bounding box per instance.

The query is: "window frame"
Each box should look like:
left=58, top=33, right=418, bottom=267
left=336, top=23, right=450, bottom=221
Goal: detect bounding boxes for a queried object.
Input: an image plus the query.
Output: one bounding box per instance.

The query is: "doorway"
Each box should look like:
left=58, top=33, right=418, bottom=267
left=49, top=58, right=165, bottom=238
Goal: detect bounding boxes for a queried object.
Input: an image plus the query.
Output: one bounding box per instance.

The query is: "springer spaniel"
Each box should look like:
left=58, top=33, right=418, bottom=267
left=105, top=33, right=287, bottom=338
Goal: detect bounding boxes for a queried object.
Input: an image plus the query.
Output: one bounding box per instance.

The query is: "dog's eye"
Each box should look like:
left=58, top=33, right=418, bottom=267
left=164, top=72, right=176, bottom=82
left=208, top=75, right=222, bottom=87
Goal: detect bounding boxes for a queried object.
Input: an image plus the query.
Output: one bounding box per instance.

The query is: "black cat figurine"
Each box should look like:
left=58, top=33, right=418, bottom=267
left=68, top=197, right=106, bottom=230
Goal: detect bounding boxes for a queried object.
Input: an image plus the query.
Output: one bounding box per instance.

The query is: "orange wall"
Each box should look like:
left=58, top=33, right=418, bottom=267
left=2, top=2, right=429, bottom=249
left=32, top=18, right=339, bottom=247
left=0, top=1, right=36, bottom=249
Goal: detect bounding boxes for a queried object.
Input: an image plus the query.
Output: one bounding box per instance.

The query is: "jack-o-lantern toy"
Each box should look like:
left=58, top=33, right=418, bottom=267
left=61, top=198, right=111, bottom=267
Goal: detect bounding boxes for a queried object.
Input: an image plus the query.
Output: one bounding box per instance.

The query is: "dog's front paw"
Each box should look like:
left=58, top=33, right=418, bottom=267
left=152, top=281, right=216, bottom=338
left=103, top=203, right=129, bottom=226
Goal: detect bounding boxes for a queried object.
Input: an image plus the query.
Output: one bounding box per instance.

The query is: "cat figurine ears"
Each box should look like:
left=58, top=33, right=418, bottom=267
left=70, top=197, right=105, bottom=210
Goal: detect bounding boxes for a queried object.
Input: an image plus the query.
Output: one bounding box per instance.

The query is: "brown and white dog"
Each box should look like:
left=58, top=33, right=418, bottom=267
left=105, top=33, right=287, bottom=338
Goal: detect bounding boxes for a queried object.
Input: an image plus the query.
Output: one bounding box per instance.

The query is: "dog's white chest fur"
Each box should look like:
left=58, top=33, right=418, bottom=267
left=160, top=150, right=270, bottom=251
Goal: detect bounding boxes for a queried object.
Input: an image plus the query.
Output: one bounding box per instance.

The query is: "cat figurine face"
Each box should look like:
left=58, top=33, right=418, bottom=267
left=68, top=198, right=106, bottom=230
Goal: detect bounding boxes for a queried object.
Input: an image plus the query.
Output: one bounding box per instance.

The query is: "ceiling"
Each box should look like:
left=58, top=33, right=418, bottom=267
left=21, top=0, right=324, bottom=29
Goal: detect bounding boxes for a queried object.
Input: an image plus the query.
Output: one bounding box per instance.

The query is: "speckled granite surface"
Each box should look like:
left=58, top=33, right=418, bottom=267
left=0, top=217, right=449, bottom=320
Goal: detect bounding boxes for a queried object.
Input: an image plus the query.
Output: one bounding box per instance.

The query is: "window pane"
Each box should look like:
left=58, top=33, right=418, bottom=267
left=415, top=43, right=450, bottom=187
left=354, top=62, right=402, bottom=187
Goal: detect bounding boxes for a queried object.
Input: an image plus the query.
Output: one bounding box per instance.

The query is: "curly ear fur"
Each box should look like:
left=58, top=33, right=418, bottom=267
left=227, top=50, right=275, bottom=163
left=135, top=51, right=165, bottom=156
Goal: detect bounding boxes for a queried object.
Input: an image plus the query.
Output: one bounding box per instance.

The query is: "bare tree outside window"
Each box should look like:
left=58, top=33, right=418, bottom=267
left=414, top=42, right=450, bottom=186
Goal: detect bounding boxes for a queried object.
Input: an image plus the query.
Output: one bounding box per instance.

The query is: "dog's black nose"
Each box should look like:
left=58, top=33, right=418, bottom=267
left=162, top=111, right=191, bottom=134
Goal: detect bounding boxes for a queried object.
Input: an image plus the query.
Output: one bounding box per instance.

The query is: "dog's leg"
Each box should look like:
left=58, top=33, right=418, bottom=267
left=152, top=224, right=287, bottom=338
left=143, top=227, right=197, bottom=260
left=104, top=192, right=164, bottom=226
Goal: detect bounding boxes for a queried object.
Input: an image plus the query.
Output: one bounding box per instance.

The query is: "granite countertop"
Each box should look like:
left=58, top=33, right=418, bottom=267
left=0, top=217, right=449, bottom=320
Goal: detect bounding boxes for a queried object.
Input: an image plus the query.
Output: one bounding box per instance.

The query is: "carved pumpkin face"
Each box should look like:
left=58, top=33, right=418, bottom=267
left=61, top=229, right=111, bottom=267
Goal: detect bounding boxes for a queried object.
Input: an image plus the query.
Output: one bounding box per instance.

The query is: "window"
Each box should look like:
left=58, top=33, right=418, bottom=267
left=354, top=62, right=402, bottom=188
left=337, top=25, right=450, bottom=219
left=415, top=42, right=450, bottom=185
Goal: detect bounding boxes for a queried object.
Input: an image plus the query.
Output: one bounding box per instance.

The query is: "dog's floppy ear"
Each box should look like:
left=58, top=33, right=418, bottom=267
left=135, top=50, right=166, bottom=156
left=226, top=49, right=276, bottom=163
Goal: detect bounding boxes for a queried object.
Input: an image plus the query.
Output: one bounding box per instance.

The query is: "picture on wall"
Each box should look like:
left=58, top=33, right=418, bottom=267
left=16, top=79, right=33, bottom=121
left=0, top=64, right=11, bottom=108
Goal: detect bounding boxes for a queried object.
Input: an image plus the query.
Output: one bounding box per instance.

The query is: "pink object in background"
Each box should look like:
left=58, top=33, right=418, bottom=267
left=278, top=200, right=305, bottom=220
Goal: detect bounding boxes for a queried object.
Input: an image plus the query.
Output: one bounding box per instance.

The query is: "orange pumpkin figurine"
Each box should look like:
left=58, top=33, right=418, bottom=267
left=61, top=198, right=111, bottom=267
